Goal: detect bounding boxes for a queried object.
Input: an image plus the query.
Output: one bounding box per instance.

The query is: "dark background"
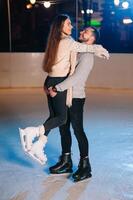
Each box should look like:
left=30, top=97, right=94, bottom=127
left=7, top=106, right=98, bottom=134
left=0, top=0, right=133, bottom=53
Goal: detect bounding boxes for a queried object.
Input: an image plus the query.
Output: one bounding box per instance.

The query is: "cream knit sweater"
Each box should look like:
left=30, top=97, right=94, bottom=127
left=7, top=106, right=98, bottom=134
left=48, top=36, right=95, bottom=77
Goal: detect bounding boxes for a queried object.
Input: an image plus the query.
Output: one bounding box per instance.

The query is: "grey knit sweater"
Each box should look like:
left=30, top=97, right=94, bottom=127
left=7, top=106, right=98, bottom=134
left=55, top=52, right=94, bottom=98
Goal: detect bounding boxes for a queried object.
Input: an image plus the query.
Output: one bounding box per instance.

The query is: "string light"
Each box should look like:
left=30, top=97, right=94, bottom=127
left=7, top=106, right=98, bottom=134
left=81, top=10, right=85, bottom=14
left=86, top=9, right=93, bottom=14
left=122, top=1, right=129, bottom=9
left=114, top=0, right=120, bottom=6
left=26, top=3, right=32, bottom=9
left=123, top=18, right=133, bottom=24
left=44, top=1, right=51, bottom=8
left=30, top=0, right=36, bottom=4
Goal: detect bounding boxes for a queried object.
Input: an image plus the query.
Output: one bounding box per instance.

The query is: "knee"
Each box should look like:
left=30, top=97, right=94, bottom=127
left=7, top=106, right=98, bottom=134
left=59, top=125, right=70, bottom=135
left=59, top=126, right=66, bottom=134
left=59, top=115, right=67, bottom=126
left=72, top=125, right=84, bottom=135
left=73, top=128, right=87, bottom=140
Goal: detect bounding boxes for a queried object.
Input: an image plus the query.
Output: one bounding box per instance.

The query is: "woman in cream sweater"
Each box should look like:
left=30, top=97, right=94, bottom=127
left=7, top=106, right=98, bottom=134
left=19, top=14, right=109, bottom=165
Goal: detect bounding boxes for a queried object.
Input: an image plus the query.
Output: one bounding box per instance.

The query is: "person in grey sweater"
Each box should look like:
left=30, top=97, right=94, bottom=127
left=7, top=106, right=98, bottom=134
left=48, top=27, right=103, bottom=182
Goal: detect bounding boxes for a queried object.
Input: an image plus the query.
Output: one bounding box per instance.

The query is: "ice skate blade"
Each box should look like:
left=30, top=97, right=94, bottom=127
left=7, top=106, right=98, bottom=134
left=19, top=128, right=28, bottom=152
left=27, top=150, right=47, bottom=165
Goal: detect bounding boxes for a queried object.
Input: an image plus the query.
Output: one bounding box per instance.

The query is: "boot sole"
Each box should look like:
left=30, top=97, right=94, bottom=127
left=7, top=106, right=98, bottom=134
left=49, top=169, right=73, bottom=174
left=73, top=174, right=92, bottom=182
left=26, top=150, right=47, bottom=165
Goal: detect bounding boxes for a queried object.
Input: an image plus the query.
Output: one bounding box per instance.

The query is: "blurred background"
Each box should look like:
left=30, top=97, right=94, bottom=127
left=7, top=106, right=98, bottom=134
left=0, top=0, right=133, bottom=53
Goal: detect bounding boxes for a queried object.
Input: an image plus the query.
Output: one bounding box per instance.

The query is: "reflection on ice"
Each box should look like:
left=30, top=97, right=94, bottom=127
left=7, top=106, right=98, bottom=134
left=0, top=89, right=133, bottom=200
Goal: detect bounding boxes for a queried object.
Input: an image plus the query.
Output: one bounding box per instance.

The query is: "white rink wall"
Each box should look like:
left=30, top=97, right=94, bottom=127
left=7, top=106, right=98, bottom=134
left=0, top=53, right=133, bottom=89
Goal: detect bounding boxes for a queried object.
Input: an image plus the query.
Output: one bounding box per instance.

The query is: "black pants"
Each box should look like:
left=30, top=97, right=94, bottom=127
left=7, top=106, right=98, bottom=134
left=44, top=76, right=67, bottom=136
left=59, top=98, right=89, bottom=159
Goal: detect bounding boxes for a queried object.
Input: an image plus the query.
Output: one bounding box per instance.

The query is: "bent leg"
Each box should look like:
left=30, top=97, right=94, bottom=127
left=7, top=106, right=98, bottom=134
left=43, top=90, right=68, bottom=134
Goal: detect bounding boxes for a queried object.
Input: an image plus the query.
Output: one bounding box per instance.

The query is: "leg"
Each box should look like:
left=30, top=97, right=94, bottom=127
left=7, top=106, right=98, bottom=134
left=59, top=109, right=72, bottom=154
left=49, top=110, right=73, bottom=174
left=19, top=76, right=68, bottom=164
left=19, top=94, right=53, bottom=152
left=44, top=94, right=56, bottom=136
left=44, top=75, right=68, bottom=133
left=26, top=91, right=67, bottom=165
left=69, top=98, right=92, bottom=181
left=43, top=90, right=68, bottom=134
left=70, top=99, right=89, bottom=159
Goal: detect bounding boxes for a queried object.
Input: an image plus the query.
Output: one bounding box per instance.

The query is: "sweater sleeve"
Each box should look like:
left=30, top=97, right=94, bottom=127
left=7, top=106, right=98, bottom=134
left=69, top=38, right=95, bottom=53
left=56, top=54, right=94, bottom=92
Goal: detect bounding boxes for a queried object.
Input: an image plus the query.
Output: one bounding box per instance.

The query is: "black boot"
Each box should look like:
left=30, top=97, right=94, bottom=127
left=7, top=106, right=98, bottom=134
left=72, top=157, right=92, bottom=182
left=49, top=153, right=73, bottom=174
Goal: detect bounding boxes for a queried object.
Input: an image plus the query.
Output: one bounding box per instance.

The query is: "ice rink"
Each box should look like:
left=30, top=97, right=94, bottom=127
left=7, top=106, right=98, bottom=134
left=0, top=88, right=133, bottom=200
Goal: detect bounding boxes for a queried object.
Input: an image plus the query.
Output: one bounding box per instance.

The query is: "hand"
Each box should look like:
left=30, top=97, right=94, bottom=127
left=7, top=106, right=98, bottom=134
left=93, top=45, right=110, bottom=60
left=48, top=87, right=57, bottom=97
left=44, top=85, right=50, bottom=95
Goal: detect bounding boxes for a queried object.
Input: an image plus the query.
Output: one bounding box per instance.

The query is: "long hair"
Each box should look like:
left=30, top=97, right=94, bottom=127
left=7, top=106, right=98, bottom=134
left=43, top=14, right=69, bottom=73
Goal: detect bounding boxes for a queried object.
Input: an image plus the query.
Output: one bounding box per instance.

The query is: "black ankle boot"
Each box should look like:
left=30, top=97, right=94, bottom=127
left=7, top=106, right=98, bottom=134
left=49, top=153, right=73, bottom=174
left=72, top=157, right=92, bottom=182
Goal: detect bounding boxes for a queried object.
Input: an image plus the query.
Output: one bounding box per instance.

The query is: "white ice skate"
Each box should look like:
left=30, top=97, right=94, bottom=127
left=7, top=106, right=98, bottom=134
left=27, top=135, right=47, bottom=165
left=19, top=125, right=44, bottom=152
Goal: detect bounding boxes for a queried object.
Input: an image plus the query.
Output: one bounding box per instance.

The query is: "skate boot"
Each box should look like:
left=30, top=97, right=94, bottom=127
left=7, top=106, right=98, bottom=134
left=49, top=153, right=73, bottom=174
left=72, top=157, right=92, bottom=182
left=19, top=125, right=44, bottom=152
left=27, top=135, right=47, bottom=165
